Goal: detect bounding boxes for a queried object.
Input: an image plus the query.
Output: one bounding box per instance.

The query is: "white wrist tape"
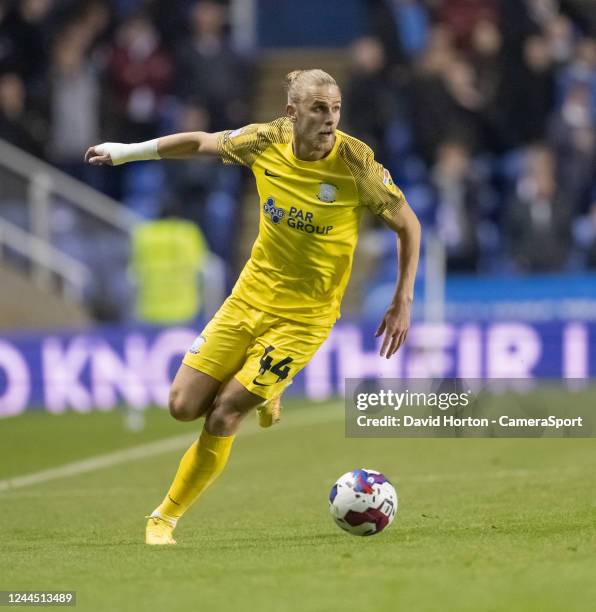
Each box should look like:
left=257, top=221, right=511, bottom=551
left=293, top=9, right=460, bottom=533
left=95, top=139, right=160, bottom=165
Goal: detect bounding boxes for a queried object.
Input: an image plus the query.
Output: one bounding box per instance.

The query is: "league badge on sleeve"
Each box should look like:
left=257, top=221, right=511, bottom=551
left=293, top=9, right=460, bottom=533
left=383, top=168, right=397, bottom=193
left=223, top=127, right=245, bottom=145
left=229, top=127, right=245, bottom=139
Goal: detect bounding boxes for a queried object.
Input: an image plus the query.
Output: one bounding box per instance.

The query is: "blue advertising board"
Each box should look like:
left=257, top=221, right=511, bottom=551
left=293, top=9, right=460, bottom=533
left=1, top=321, right=594, bottom=417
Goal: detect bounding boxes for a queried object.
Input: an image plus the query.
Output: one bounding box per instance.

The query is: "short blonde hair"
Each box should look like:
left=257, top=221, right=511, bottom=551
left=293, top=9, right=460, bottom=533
left=284, top=69, right=339, bottom=103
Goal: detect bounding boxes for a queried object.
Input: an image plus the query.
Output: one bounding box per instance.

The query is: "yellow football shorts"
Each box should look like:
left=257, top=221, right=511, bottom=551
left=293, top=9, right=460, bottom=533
left=182, top=295, right=333, bottom=400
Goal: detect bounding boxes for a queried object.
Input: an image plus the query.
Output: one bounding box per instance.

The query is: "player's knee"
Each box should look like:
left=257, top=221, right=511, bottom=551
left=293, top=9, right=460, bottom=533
left=207, top=395, right=248, bottom=434
left=207, top=405, right=242, bottom=433
left=168, top=388, right=200, bottom=422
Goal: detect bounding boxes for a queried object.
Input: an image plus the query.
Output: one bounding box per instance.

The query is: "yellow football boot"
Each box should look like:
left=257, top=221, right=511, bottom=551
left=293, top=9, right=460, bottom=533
left=257, top=395, right=282, bottom=428
left=145, top=515, right=177, bottom=545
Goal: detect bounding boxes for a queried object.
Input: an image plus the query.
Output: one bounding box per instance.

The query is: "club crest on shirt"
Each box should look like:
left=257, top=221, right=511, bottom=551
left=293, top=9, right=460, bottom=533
left=189, top=335, right=206, bottom=354
left=317, top=183, right=337, bottom=203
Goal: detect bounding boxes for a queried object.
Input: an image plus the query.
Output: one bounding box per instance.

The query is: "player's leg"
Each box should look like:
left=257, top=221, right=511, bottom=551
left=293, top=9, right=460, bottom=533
left=145, top=366, right=223, bottom=544
left=204, top=377, right=267, bottom=435
left=147, top=308, right=331, bottom=544
left=159, top=378, right=265, bottom=516
left=168, top=364, right=221, bottom=421
left=146, top=296, right=257, bottom=544
left=146, top=379, right=265, bottom=544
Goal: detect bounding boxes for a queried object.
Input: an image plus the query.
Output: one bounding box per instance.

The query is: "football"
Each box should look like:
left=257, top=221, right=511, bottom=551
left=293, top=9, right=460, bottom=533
left=328, top=469, right=398, bottom=536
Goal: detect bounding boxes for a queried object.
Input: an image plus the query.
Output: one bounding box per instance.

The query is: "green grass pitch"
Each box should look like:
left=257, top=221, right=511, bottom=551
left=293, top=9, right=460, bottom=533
left=1, top=398, right=595, bottom=611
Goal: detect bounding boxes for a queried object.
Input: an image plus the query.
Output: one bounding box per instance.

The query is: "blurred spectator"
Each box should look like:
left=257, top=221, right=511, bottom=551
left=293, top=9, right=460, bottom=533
left=163, top=101, right=219, bottom=221
left=545, top=14, right=576, bottom=66
left=431, top=140, right=488, bottom=272
left=47, top=24, right=101, bottom=182
left=557, top=37, right=596, bottom=107
left=470, top=19, right=503, bottom=94
left=0, top=72, right=44, bottom=156
left=573, top=197, right=596, bottom=268
left=175, top=0, right=251, bottom=130
left=163, top=101, right=242, bottom=266
left=0, top=0, right=52, bottom=84
left=368, top=0, right=430, bottom=67
left=500, top=35, right=556, bottom=148
left=410, top=28, right=486, bottom=160
left=435, top=0, right=498, bottom=52
left=76, top=0, right=112, bottom=48
left=408, top=26, right=454, bottom=161
left=469, top=19, right=505, bottom=150
left=525, top=0, right=560, bottom=29
left=106, top=12, right=174, bottom=142
left=549, top=81, right=595, bottom=217
left=506, top=145, right=571, bottom=272
left=344, top=37, right=398, bottom=157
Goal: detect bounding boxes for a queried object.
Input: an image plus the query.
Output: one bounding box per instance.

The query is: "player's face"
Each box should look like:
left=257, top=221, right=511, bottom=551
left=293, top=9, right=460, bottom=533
left=290, top=85, right=342, bottom=150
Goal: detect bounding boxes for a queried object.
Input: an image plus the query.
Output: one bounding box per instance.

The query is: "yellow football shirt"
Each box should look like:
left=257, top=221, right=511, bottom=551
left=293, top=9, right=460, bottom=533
left=217, top=117, right=405, bottom=326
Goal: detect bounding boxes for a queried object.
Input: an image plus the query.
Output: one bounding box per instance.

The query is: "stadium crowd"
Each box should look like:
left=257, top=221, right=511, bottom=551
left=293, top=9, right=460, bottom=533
left=0, top=0, right=594, bottom=289
left=0, top=0, right=249, bottom=270
left=356, top=0, right=596, bottom=278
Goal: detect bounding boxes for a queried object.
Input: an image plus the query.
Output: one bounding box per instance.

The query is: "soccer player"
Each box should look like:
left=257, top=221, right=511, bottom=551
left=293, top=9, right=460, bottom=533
left=85, top=69, right=421, bottom=544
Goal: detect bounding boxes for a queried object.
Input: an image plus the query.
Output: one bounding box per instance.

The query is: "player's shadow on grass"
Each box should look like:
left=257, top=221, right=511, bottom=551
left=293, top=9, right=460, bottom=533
left=68, top=525, right=411, bottom=549
left=64, top=532, right=343, bottom=549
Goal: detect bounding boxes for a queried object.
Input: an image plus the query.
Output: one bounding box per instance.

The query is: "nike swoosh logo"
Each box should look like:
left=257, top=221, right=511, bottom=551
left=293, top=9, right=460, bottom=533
left=265, top=169, right=280, bottom=178
left=252, top=377, right=273, bottom=387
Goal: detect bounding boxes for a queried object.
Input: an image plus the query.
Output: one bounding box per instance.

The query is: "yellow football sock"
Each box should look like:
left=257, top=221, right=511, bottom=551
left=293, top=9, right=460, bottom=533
left=156, top=429, right=235, bottom=522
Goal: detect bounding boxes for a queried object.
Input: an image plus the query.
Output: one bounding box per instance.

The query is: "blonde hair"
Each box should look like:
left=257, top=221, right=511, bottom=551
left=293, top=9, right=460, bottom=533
left=284, top=69, right=339, bottom=103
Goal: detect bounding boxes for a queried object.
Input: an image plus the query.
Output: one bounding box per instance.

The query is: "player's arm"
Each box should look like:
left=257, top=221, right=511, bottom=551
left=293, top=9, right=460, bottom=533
left=375, top=201, right=421, bottom=359
left=84, top=131, right=224, bottom=166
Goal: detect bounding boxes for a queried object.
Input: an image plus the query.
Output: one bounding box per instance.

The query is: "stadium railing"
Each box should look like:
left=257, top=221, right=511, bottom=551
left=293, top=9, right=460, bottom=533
left=0, top=138, right=226, bottom=319
left=0, top=138, right=140, bottom=299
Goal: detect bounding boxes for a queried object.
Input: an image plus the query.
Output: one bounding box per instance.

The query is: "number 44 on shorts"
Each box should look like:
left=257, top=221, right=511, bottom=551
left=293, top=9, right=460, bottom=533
left=257, top=345, right=293, bottom=383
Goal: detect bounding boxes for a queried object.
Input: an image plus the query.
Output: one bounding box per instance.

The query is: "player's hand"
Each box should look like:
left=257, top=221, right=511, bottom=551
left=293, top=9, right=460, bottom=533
left=84, top=144, right=113, bottom=166
left=375, top=300, right=411, bottom=359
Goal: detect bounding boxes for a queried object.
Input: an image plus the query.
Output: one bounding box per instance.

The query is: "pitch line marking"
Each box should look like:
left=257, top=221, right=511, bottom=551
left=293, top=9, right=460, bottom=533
left=0, top=434, right=196, bottom=493
left=0, top=405, right=344, bottom=493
